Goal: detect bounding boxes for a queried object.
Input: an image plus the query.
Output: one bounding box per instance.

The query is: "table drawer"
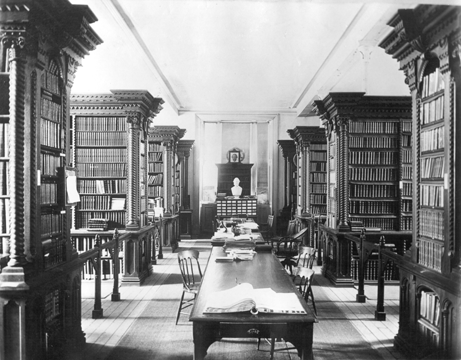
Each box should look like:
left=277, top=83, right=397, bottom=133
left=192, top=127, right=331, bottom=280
left=219, top=322, right=287, bottom=338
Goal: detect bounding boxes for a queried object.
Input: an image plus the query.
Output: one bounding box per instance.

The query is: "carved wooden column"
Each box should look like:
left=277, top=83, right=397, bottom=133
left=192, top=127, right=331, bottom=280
left=277, top=140, right=296, bottom=211
left=126, top=112, right=141, bottom=229
left=177, top=140, right=194, bottom=209
left=336, top=116, right=350, bottom=231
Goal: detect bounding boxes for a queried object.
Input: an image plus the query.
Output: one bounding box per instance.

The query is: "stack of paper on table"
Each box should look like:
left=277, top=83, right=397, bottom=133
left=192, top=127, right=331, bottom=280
left=204, top=283, right=306, bottom=314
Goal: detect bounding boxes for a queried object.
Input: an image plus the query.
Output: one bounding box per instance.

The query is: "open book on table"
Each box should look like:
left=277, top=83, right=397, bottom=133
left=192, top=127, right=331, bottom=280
left=204, top=283, right=306, bottom=314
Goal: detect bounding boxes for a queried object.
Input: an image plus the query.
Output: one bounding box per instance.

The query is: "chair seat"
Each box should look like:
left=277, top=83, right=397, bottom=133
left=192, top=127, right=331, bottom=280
left=185, top=282, right=201, bottom=294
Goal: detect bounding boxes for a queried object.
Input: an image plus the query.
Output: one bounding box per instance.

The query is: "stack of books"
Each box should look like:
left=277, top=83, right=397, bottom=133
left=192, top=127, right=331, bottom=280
left=88, top=218, right=109, bottom=231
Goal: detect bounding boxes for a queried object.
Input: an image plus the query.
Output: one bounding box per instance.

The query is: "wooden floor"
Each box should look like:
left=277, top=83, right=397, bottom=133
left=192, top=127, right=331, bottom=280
left=80, top=240, right=407, bottom=360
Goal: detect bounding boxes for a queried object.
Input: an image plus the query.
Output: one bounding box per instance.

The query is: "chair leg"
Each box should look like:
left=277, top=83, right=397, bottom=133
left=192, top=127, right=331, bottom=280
left=175, top=290, right=185, bottom=325
left=270, top=337, right=275, bottom=360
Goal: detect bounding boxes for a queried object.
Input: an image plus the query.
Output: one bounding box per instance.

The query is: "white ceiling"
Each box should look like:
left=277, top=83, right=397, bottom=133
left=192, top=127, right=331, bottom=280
left=71, top=0, right=461, bottom=116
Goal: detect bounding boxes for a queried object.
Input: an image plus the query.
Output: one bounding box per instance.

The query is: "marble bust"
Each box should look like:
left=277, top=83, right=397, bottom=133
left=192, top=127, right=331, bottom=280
left=231, top=177, right=242, bottom=197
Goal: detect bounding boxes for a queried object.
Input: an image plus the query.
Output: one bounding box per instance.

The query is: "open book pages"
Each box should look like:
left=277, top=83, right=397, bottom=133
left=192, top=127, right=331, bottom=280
left=216, top=249, right=255, bottom=262
left=204, top=283, right=306, bottom=314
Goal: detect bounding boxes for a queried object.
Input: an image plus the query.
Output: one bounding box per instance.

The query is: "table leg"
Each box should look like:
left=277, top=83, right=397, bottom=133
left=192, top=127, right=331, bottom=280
left=193, top=322, right=218, bottom=360
left=285, top=323, right=314, bottom=360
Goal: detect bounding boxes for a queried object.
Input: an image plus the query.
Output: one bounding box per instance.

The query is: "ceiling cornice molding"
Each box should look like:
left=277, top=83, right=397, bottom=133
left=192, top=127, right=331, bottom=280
left=196, top=113, right=279, bottom=123
left=101, top=0, right=183, bottom=114
left=180, top=108, right=297, bottom=116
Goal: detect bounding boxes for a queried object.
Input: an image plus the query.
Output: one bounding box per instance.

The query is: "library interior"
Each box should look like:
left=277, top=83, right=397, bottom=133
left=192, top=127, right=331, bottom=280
left=0, top=1, right=460, bottom=359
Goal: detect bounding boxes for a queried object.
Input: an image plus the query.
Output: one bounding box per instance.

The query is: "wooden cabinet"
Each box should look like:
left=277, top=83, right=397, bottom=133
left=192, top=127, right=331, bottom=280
left=70, top=91, right=164, bottom=231
left=277, top=140, right=297, bottom=233
left=216, top=163, right=253, bottom=197
left=380, top=5, right=461, bottom=359
left=0, top=1, right=101, bottom=358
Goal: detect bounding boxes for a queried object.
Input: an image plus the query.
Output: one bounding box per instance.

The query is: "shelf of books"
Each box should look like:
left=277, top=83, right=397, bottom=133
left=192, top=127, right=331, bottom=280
left=309, top=142, right=327, bottom=216
left=73, top=115, right=128, bottom=230
left=379, top=5, right=460, bottom=359
left=40, top=60, right=68, bottom=269
left=400, top=119, right=412, bottom=231
left=147, top=140, right=164, bottom=216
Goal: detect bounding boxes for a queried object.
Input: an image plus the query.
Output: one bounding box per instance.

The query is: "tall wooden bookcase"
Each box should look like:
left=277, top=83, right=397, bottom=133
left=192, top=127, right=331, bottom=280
left=380, top=5, right=460, bottom=358
left=70, top=91, right=164, bottom=231
left=148, top=126, right=185, bottom=251
left=313, top=93, right=413, bottom=286
left=0, top=1, right=101, bottom=358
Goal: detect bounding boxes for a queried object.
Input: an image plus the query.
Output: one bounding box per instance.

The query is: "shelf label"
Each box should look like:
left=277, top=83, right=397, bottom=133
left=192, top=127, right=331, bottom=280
left=37, top=170, right=41, bottom=185
left=444, top=174, right=448, bottom=190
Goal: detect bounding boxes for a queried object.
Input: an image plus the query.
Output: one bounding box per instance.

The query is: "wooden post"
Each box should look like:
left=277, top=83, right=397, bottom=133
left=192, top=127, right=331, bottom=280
left=375, top=235, right=387, bottom=320
left=111, top=229, right=121, bottom=301
left=356, top=230, right=367, bottom=303
left=92, top=235, right=103, bottom=318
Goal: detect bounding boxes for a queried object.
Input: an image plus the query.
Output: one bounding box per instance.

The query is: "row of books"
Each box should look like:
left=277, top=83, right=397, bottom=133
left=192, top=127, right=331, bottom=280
left=44, top=289, right=61, bottom=323
left=311, top=184, right=327, bottom=194
left=401, top=121, right=412, bottom=133
left=42, top=237, right=66, bottom=269
left=401, top=134, right=411, bottom=147
left=349, top=217, right=396, bottom=231
left=0, top=198, right=10, bottom=233
left=351, top=257, right=398, bottom=281
left=78, top=195, right=126, bottom=211
left=41, top=212, right=63, bottom=237
left=41, top=119, right=61, bottom=148
left=72, top=233, right=114, bottom=252
left=149, top=163, right=164, bottom=173
left=419, top=209, right=444, bottom=241
left=400, top=216, right=412, bottom=231
left=310, top=162, right=326, bottom=171
left=75, top=211, right=126, bottom=229
left=349, top=136, right=398, bottom=149
left=148, top=173, right=163, bottom=185
left=310, top=143, right=327, bottom=151
left=311, top=172, right=326, bottom=183
left=41, top=70, right=60, bottom=95
left=77, top=179, right=127, bottom=194
left=350, top=184, right=396, bottom=198
left=349, top=150, right=398, bottom=165
left=148, top=186, right=163, bottom=197
left=401, top=165, right=412, bottom=181
left=77, top=163, right=127, bottom=177
left=421, top=95, right=444, bottom=125
left=421, top=126, right=444, bottom=152
left=349, top=167, right=397, bottom=182
left=420, top=290, right=441, bottom=326
left=0, top=161, right=8, bottom=196
left=76, top=148, right=127, bottom=163
left=75, top=131, right=127, bottom=147
left=310, top=152, right=327, bottom=161
left=421, top=68, right=444, bottom=98
left=310, top=204, right=326, bottom=214
left=41, top=152, right=60, bottom=177
left=401, top=199, right=412, bottom=212
left=41, top=97, right=62, bottom=122
left=148, top=143, right=163, bottom=152
left=420, top=184, right=444, bottom=208
left=402, top=182, right=412, bottom=197
left=419, top=239, right=443, bottom=271
left=349, top=200, right=398, bottom=214
left=148, top=152, right=163, bottom=162
left=417, top=323, right=440, bottom=349
left=349, top=121, right=399, bottom=134
left=421, top=156, right=444, bottom=179
left=401, top=148, right=412, bottom=163
left=41, top=183, right=57, bottom=205
left=0, top=123, right=9, bottom=157
left=75, top=116, right=127, bottom=132
left=310, top=194, right=326, bottom=203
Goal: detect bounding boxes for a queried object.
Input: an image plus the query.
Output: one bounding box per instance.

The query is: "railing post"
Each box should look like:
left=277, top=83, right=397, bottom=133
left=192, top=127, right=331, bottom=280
left=356, top=229, right=367, bottom=303
left=92, top=234, right=103, bottom=319
left=111, top=229, right=121, bottom=301
left=375, top=235, right=387, bottom=320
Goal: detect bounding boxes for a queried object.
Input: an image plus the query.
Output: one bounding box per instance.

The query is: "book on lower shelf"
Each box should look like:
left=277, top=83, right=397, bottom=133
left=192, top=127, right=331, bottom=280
left=204, top=282, right=306, bottom=314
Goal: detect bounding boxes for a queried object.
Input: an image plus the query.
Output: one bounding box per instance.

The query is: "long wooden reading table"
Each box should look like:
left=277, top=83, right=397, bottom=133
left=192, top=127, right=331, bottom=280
left=190, top=246, right=317, bottom=359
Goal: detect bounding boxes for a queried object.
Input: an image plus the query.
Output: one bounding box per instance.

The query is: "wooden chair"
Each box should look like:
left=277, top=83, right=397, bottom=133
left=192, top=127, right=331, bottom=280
left=296, top=246, right=316, bottom=269
left=271, top=223, right=307, bottom=274
left=175, top=249, right=203, bottom=325
left=258, top=267, right=317, bottom=358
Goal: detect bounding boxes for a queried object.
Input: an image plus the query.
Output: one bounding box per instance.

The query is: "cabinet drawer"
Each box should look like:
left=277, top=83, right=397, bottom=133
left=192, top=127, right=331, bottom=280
left=219, top=322, right=287, bottom=338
